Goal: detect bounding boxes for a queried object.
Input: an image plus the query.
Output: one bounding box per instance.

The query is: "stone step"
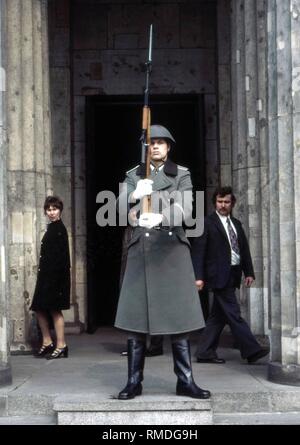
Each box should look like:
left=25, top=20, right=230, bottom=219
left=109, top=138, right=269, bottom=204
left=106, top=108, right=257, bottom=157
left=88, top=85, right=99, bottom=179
left=5, top=389, right=300, bottom=419
left=0, top=415, right=56, bottom=425
left=3, top=391, right=300, bottom=425
left=6, top=393, right=56, bottom=416
left=53, top=395, right=213, bottom=425
left=212, top=391, right=300, bottom=413
left=214, top=412, right=300, bottom=425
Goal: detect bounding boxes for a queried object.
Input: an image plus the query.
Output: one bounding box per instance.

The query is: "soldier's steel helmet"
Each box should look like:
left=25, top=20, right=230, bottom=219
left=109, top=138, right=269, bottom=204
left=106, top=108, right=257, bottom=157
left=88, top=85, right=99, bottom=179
left=150, top=125, right=176, bottom=143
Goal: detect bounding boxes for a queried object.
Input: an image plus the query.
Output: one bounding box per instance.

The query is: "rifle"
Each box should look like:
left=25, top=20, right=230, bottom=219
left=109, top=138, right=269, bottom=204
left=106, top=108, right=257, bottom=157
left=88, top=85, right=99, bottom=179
left=140, top=24, right=153, bottom=214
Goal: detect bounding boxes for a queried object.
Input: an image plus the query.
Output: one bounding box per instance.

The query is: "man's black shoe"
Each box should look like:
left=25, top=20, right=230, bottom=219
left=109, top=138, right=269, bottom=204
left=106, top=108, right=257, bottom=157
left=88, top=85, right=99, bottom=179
left=196, top=357, right=226, bottom=364
left=145, top=347, right=163, bottom=357
left=247, top=348, right=270, bottom=364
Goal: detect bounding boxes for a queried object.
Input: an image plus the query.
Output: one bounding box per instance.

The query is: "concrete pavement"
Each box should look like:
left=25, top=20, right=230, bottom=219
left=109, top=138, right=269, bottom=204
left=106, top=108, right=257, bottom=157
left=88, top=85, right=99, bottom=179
left=1, top=327, right=300, bottom=425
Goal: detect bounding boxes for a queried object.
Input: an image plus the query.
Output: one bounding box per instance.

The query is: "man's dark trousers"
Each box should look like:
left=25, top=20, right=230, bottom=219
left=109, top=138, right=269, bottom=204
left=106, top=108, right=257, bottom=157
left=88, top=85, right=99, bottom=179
left=196, top=266, right=261, bottom=360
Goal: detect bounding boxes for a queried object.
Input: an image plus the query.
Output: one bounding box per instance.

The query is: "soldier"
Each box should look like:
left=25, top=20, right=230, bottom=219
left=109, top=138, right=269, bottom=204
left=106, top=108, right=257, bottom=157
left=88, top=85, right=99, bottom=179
left=115, top=124, right=210, bottom=400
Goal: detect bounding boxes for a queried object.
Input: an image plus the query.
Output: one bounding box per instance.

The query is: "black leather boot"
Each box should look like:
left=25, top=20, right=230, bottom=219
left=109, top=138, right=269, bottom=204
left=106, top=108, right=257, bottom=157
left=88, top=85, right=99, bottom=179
left=145, top=335, right=164, bottom=357
left=118, top=339, right=146, bottom=400
left=172, top=339, right=211, bottom=399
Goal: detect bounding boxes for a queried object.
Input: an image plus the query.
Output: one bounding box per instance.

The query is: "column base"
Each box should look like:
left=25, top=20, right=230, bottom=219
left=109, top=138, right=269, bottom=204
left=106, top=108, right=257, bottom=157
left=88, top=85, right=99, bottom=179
left=268, top=361, right=300, bottom=386
left=0, top=364, right=12, bottom=387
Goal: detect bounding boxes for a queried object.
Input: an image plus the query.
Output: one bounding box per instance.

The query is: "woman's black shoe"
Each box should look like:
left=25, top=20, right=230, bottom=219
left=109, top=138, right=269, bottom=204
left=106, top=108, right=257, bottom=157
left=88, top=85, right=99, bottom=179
left=34, top=343, right=54, bottom=358
left=46, top=345, right=68, bottom=359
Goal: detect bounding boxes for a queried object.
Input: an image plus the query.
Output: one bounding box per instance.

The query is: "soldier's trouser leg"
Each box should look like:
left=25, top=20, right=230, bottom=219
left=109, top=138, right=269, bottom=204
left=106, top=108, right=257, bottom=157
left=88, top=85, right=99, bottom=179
left=146, top=335, right=164, bottom=356
left=118, top=333, right=146, bottom=400
left=171, top=334, right=211, bottom=399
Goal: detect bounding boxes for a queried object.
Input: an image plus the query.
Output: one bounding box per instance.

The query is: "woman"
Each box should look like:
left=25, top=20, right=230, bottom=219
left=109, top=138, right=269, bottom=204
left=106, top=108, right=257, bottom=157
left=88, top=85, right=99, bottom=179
left=30, top=196, right=71, bottom=359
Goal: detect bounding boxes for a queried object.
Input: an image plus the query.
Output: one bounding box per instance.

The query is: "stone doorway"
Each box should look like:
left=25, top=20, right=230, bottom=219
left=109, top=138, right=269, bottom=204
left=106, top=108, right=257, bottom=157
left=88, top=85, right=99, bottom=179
left=85, top=94, right=205, bottom=332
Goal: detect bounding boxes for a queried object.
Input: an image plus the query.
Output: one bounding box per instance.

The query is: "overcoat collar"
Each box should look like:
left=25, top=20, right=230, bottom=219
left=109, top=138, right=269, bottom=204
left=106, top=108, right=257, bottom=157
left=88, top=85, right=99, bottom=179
left=136, top=158, right=178, bottom=177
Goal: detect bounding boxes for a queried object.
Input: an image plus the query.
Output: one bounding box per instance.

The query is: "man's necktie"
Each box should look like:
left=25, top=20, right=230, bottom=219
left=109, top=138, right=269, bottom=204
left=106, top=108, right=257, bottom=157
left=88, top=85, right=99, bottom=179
left=226, top=218, right=240, bottom=254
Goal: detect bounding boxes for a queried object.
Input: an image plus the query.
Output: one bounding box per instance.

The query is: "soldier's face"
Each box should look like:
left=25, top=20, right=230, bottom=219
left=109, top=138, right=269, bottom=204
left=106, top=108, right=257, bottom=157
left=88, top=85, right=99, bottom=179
left=46, top=206, right=61, bottom=222
left=150, top=138, right=170, bottom=163
left=215, top=194, right=234, bottom=216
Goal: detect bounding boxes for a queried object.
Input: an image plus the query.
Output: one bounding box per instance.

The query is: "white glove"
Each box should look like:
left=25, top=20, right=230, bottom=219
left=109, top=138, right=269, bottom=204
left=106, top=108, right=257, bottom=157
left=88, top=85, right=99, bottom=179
left=132, top=179, right=153, bottom=201
left=139, top=213, right=163, bottom=229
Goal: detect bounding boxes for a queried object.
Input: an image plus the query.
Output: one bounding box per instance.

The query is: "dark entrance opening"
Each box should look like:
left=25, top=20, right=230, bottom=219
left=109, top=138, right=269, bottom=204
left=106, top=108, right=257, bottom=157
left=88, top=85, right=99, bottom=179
left=86, top=95, right=206, bottom=333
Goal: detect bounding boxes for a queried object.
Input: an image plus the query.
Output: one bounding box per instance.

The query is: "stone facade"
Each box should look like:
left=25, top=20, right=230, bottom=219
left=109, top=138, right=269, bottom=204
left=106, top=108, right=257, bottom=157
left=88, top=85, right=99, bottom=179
left=1, top=0, right=300, bottom=385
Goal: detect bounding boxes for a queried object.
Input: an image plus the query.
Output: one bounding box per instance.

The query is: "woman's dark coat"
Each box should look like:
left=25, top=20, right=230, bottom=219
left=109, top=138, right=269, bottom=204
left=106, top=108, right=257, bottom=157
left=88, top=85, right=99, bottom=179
left=30, top=219, right=71, bottom=312
left=115, top=159, right=205, bottom=335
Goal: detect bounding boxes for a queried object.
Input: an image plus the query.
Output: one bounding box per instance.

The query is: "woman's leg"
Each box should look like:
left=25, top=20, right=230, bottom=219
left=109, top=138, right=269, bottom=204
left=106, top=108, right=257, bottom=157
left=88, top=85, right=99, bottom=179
left=35, top=311, right=52, bottom=345
left=51, top=310, right=66, bottom=348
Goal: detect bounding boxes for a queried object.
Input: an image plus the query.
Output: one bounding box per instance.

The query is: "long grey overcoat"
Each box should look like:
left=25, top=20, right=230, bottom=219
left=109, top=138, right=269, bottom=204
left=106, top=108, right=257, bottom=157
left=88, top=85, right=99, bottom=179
left=115, top=159, right=205, bottom=335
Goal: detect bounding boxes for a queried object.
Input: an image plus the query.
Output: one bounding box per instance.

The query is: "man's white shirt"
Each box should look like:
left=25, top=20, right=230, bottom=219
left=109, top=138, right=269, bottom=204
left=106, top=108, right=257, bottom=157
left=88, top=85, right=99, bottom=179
left=216, top=211, right=240, bottom=265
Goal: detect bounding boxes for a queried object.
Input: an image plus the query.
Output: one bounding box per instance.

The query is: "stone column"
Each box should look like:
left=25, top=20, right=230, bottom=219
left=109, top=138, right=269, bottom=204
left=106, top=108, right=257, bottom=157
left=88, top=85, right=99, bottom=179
left=267, top=0, right=300, bottom=384
left=0, top=0, right=12, bottom=386
left=6, top=0, right=52, bottom=351
left=230, top=0, right=267, bottom=337
left=217, top=0, right=231, bottom=187
left=244, top=0, right=265, bottom=335
left=256, top=0, right=270, bottom=338
left=48, top=0, right=82, bottom=333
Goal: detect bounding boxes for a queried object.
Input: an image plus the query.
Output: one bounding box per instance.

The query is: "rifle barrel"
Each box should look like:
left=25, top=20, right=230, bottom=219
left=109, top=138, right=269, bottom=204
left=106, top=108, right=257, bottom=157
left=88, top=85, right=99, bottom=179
left=148, top=24, right=153, bottom=63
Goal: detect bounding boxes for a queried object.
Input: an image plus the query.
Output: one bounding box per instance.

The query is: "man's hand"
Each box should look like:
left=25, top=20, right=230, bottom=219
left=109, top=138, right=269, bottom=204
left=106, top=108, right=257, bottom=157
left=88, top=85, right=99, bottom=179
left=139, top=213, right=163, bottom=229
left=195, top=280, right=205, bottom=291
left=132, top=179, right=153, bottom=200
left=244, top=276, right=254, bottom=287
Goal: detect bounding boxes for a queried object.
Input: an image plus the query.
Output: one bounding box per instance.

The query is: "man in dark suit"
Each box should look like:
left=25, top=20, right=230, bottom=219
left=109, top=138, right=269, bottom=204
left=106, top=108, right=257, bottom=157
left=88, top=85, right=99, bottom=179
left=191, top=186, right=269, bottom=364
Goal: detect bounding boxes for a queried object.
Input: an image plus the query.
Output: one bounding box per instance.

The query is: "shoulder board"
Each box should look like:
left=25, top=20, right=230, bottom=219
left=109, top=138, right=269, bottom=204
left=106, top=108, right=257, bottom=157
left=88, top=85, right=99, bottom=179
left=177, top=165, right=189, bottom=171
left=126, top=165, right=139, bottom=174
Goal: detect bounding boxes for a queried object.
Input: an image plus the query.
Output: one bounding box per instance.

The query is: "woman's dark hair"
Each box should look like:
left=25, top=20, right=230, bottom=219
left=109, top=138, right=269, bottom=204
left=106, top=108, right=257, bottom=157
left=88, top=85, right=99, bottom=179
left=212, top=186, right=236, bottom=206
left=44, top=196, right=63, bottom=213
